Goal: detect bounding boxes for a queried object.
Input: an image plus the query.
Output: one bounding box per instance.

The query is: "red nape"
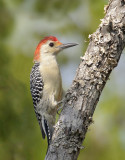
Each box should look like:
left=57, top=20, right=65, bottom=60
left=34, top=36, right=59, bottom=61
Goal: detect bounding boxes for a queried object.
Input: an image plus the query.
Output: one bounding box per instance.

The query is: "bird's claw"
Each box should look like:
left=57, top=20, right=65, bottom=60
left=57, top=106, right=63, bottom=115
left=57, top=99, right=65, bottom=115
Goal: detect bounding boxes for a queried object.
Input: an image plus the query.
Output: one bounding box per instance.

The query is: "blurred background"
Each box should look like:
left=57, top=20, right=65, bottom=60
left=0, top=0, right=125, bottom=159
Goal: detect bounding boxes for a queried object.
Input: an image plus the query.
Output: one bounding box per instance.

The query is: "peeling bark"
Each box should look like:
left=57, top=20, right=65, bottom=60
left=45, top=0, right=125, bottom=159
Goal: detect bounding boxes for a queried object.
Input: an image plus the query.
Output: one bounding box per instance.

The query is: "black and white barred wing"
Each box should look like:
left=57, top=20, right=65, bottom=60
left=30, top=62, right=45, bottom=138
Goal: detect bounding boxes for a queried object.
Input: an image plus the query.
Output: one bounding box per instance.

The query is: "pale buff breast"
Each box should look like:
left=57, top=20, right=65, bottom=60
left=39, top=55, right=62, bottom=102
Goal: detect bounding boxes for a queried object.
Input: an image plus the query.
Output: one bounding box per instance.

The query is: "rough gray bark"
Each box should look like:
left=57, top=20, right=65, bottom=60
left=45, top=0, right=125, bottom=159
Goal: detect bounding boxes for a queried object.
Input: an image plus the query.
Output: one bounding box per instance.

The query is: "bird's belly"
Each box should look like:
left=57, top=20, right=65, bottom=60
left=44, top=73, right=62, bottom=101
left=38, top=62, right=62, bottom=123
left=40, top=62, right=62, bottom=102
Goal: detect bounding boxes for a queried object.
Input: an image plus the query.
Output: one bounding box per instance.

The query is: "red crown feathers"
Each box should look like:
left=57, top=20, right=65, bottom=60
left=34, top=36, right=59, bottom=61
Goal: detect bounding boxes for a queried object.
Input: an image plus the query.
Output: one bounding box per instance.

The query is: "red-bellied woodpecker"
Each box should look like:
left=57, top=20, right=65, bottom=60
left=30, top=36, right=78, bottom=147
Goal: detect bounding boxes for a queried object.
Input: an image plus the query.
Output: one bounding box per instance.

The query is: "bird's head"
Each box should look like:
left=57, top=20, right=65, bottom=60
left=34, top=36, right=78, bottom=62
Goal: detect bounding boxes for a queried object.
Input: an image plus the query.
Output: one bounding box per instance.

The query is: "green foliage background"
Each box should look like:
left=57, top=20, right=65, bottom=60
left=0, top=0, right=125, bottom=159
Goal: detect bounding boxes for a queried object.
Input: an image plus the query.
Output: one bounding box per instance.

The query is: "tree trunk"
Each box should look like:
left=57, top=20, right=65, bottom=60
left=45, top=0, right=125, bottom=159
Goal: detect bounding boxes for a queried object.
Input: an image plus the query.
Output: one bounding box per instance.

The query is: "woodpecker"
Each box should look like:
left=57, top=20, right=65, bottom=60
left=30, top=36, right=78, bottom=147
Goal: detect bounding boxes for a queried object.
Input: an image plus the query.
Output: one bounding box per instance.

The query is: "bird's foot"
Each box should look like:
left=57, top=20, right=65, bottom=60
left=57, top=99, right=65, bottom=115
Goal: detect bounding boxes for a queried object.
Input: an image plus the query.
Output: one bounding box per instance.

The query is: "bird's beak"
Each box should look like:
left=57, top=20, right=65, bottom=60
left=57, top=43, right=78, bottom=50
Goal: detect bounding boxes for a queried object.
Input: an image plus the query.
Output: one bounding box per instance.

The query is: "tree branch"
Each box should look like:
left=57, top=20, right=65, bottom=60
left=45, top=0, right=125, bottom=159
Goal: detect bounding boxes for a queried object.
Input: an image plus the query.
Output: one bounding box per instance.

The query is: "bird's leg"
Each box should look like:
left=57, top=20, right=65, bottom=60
left=57, top=94, right=78, bottom=114
left=57, top=99, right=66, bottom=115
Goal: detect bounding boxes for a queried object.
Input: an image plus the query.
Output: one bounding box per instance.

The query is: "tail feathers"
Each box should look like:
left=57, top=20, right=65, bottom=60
left=44, top=119, right=54, bottom=146
left=40, top=124, right=45, bottom=139
left=41, top=116, right=54, bottom=146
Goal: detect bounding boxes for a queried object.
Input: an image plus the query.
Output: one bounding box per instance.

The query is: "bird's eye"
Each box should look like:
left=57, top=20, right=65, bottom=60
left=49, top=42, right=54, bottom=47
